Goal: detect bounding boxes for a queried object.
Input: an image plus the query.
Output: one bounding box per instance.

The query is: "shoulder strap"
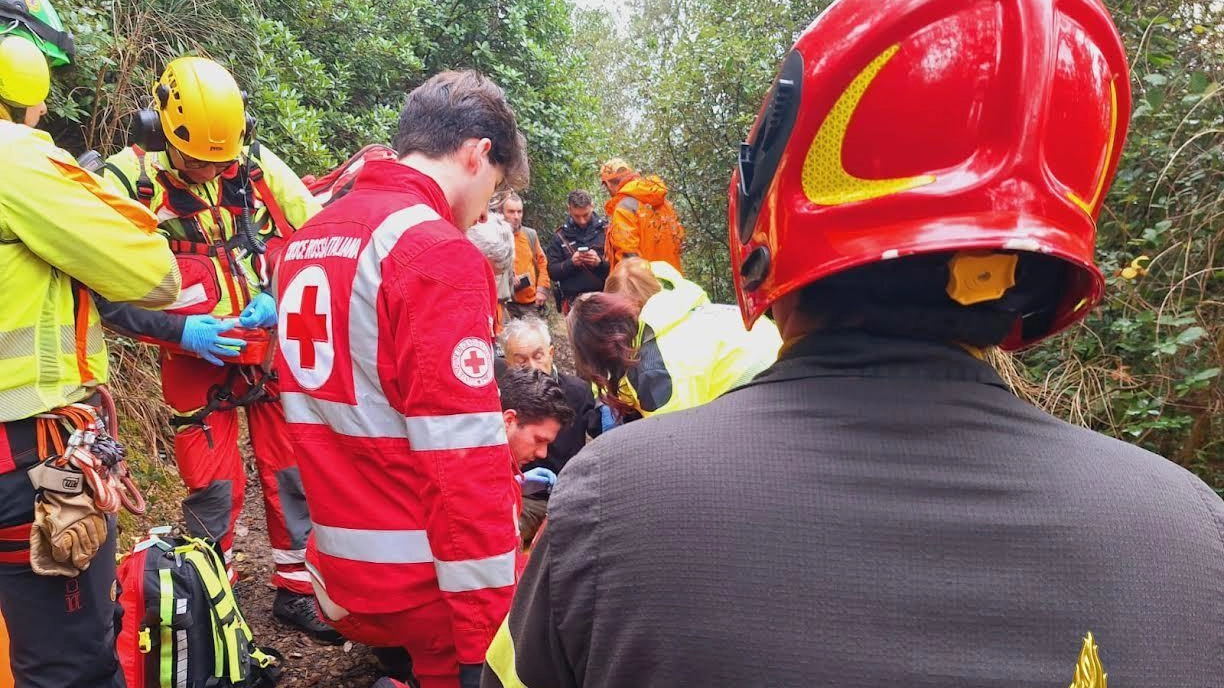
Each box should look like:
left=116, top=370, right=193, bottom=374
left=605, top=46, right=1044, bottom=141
left=102, top=161, right=136, bottom=198
left=242, top=141, right=294, bottom=240
left=526, top=227, right=540, bottom=257
left=134, top=148, right=156, bottom=208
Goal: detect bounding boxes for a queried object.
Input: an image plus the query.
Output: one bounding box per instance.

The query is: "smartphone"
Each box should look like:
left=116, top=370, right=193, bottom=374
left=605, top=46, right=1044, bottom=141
left=577, top=246, right=591, bottom=252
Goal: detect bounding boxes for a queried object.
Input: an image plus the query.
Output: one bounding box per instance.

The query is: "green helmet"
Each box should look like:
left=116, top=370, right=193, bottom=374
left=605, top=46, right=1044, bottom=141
left=0, top=0, right=74, bottom=67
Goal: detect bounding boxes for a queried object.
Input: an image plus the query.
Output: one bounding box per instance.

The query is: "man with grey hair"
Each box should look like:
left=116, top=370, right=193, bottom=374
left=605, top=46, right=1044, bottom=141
left=499, top=316, right=602, bottom=545
left=466, top=211, right=516, bottom=333
left=503, top=192, right=550, bottom=319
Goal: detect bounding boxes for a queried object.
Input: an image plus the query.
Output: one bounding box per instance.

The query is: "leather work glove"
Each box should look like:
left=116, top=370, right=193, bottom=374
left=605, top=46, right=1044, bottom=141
left=181, top=315, right=246, bottom=366
left=30, top=490, right=107, bottom=577
left=239, top=292, right=278, bottom=329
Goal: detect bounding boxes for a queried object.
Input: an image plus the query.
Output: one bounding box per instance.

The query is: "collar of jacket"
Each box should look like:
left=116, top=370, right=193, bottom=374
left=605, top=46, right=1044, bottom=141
left=352, top=159, right=455, bottom=226
left=561, top=214, right=606, bottom=237
left=634, top=267, right=710, bottom=348
left=750, top=331, right=1010, bottom=391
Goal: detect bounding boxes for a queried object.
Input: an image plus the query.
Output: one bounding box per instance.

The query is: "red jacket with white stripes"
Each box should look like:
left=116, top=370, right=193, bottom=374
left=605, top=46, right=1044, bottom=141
left=273, top=161, right=518, bottom=663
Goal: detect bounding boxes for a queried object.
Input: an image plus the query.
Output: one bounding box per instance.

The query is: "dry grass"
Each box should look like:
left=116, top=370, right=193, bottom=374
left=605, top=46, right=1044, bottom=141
left=106, top=337, right=186, bottom=545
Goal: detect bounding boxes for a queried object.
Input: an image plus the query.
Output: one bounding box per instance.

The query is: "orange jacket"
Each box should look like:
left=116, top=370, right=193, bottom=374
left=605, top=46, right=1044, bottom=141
left=604, top=176, right=685, bottom=274
left=511, top=227, right=550, bottom=304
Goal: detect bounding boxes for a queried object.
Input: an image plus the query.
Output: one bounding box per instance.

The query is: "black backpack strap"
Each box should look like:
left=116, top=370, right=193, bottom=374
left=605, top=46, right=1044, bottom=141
left=0, top=5, right=74, bottom=59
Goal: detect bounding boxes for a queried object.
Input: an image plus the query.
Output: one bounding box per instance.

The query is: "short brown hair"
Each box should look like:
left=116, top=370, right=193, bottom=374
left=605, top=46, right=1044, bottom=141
left=394, top=70, right=530, bottom=189
left=567, top=190, right=593, bottom=208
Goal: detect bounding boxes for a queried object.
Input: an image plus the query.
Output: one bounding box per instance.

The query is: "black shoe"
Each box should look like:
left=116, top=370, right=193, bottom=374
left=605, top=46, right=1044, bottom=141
left=272, top=589, right=343, bottom=644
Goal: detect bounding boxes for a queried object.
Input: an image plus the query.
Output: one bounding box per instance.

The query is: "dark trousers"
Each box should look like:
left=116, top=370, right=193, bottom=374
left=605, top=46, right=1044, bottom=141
left=0, top=416, right=124, bottom=688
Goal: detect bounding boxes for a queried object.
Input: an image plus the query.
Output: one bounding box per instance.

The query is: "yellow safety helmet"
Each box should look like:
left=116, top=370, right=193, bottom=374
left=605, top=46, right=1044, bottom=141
left=0, top=34, right=50, bottom=110
left=153, top=56, right=247, bottom=162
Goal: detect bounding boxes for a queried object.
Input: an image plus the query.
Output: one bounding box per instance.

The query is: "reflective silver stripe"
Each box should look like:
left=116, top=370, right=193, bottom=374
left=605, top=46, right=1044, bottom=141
left=285, top=206, right=441, bottom=437
left=349, top=205, right=440, bottom=413
left=312, top=523, right=433, bottom=564
left=272, top=548, right=307, bottom=565
left=136, top=263, right=183, bottom=309
left=281, top=392, right=411, bottom=439
left=0, top=327, right=34, bottom=359
left=405, top=412, right=508, bottom=451
left=435, top=550, right=517, bottom=593
left=57, top=323, right=104, bottom=358
left=282, top=393, right=507, bottom=450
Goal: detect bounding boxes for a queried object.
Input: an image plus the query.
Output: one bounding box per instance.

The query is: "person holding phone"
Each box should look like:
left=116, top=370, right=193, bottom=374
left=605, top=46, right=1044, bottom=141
left=546, top=190, right=609, bottom=313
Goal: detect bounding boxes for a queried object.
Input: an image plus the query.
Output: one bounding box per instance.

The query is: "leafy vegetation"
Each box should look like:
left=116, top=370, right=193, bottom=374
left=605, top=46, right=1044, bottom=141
left=37, top=0, right=1219, bottom=490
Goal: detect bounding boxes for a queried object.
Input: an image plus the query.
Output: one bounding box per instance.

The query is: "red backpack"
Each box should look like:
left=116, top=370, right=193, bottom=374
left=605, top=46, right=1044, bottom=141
left=302, top=144, right=397, bottom=206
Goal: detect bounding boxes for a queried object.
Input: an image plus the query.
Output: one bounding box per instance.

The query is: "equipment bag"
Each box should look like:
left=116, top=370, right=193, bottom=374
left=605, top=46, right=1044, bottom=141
left=302, top=144, right=397, bottom=206
left=117, top=530, right=281, bottom=688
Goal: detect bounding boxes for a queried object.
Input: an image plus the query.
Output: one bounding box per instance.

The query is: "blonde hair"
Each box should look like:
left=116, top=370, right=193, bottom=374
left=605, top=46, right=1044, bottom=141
left=605, top=258, right=662, bottom=312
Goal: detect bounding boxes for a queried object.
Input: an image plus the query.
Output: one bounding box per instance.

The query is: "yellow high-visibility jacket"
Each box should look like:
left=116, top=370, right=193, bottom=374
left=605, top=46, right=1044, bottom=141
left=102, top=144, right=320, bottom=322
left=0, top=121, right=180, bottom=421
left=619, top=262, right=782, bottom=417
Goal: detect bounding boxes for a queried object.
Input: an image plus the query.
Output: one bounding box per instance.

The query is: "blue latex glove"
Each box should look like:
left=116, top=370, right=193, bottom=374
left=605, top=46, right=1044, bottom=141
left=238, top=292, right=278, bottom=329
left=599, top=405, right=618, bottom=433
left=517, top=467, right=557, bottom=497
left=180, top=316, right=246, bottom=366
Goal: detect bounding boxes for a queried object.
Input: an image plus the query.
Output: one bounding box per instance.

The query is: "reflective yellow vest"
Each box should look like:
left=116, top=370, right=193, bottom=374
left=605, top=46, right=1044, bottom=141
left=102, top=144, right=321, bottom=319
left=619, top=262, right=782, bottom=417
left=0, top=121, right=180, bottom=421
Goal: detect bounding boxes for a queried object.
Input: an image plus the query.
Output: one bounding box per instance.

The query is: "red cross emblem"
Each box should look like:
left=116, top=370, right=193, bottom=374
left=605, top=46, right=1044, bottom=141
left=463, top=348, right=488, bottom=376
left=286, top=285, right=328, bottom=369
left=451, top=337, right=494, bottom=387
left=279, top=265, right=335, bottom=390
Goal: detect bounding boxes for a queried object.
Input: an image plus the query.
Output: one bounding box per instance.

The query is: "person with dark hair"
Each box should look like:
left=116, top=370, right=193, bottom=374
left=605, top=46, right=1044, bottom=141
left=545, top=189, right=609, bottom=312
left=275, top=69, right=528, bottom=688
left=567, top=259, right=780, bottom=420
left=496, top=366, right=574, bottom=550
left=484, top=1, right=1223, bottom=686
left=498, top=366, right=575, bottom=472
left=499, top=317, right=601, bottom=545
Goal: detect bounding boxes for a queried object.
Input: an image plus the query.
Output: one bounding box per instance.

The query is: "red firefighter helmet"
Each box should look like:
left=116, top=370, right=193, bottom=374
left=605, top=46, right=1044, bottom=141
left=729, top=0, right=1130, bottom=349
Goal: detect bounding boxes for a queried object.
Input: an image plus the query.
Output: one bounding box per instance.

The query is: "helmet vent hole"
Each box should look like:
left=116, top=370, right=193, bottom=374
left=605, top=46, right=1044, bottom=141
left=173, top=125, right=190, bottom=142
left=741, top=247, right=772, bottom=292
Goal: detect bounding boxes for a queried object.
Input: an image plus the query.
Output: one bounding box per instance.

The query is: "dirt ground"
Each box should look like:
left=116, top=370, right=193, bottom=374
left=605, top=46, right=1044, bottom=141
left=230, top=478, right=385, bottom=687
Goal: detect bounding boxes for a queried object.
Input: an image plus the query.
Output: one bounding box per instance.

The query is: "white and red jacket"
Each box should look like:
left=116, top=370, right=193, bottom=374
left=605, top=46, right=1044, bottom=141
left=273, top=161, right=518, bottom=664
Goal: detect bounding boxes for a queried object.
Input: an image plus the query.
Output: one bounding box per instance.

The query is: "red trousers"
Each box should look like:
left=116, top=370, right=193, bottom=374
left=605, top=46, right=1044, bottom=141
left=161, top=354, right=312, bottom=594
left=325, top=598, right=460, bottom=688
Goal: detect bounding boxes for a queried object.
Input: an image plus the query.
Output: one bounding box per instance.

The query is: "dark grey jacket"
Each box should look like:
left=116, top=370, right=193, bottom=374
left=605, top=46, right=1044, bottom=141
left=484, top=332, right=1224, bottom=688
